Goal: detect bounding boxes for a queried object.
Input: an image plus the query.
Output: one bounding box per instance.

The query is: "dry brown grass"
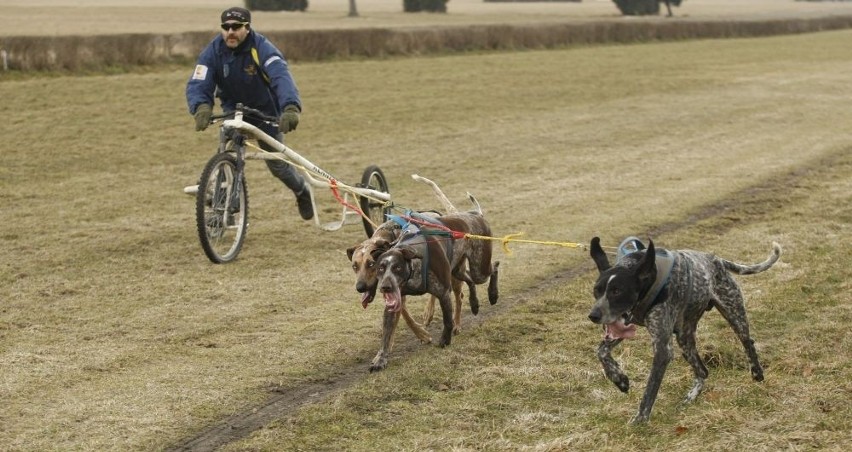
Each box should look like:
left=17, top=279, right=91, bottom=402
left=1, top=14, right=851, bottom=452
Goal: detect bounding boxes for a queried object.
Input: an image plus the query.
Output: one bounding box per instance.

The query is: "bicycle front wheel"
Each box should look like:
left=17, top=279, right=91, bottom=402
left=359, top=165, right=391, bottom=238
left=196, top=153, right=249, bottom=264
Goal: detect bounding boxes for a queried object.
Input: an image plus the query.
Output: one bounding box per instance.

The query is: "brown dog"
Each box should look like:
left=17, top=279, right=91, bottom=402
left=368, top=202, right=499, bottom=371
left=346, top=217, right=464, bottom=345
left=346, top=175, right=464, bottom=349
left=346, top=176, right=499, bottom=371
left=349, top=176, right=471, bottom=332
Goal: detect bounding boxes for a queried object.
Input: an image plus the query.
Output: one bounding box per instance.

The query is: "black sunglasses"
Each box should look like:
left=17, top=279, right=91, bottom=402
left=220, top=22, right=248, bottom=31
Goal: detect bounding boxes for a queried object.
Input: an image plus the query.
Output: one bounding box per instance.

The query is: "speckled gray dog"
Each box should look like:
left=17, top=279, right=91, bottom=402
left=587, top=237, right=782, bottom=424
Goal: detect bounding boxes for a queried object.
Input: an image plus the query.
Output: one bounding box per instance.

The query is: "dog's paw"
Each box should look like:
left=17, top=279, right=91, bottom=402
left=369, top=363, right=386, bottom=372
left=614, top=375, right=630, bottom=393
left=682, top=377, right=704, bottom=404
left=629, top=413, right=650, bottom=425
left=369, top=356, right=388, bottom=372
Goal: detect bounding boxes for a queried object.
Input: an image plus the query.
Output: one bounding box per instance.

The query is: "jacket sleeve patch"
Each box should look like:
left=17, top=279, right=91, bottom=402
left=263, top=55, right=282, bottom=68
left=192, top=64, right=209, bottom=80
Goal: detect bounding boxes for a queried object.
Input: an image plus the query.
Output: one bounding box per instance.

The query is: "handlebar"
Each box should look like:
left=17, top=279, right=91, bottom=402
left=202, top=104, right=392, bottom=206
left=209, top=103, right=278, bottom=126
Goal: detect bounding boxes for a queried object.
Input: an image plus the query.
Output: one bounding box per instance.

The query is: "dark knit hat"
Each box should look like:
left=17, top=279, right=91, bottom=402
left=221, top=7, right=251, bottom=23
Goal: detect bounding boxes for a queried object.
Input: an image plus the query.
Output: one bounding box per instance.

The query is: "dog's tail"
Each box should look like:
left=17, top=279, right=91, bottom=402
left=411, top=174, right=457, bottom=214
left=722, top=242, right=782, bottom=275
left=466, top=192, right=483, bottom=216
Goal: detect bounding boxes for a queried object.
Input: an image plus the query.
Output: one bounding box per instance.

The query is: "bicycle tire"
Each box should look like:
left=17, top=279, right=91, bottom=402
left=196, top=153, right=249, bottom=263
left=358, top=165, right=391, bottom=238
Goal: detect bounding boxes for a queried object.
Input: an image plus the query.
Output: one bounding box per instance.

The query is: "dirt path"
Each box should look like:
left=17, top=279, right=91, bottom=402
left=167, top=143, right=850, bottom=452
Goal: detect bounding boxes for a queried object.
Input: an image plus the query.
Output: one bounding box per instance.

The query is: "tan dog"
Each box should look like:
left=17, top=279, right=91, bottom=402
left=346, top=175, right=465, bottom=346
left=347, top=175, right=499, bottom=371
left=369, top=201, right=499, bottom=371
left=347, top=220, right=464, bottom=344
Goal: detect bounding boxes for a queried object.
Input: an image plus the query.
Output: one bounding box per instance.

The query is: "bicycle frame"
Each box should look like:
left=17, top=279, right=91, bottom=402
left=221, top=110, right=391, bottom=231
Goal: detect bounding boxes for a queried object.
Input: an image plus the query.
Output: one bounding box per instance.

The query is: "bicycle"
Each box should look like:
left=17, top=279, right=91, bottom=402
left=186, top=104, right=392, bottom=264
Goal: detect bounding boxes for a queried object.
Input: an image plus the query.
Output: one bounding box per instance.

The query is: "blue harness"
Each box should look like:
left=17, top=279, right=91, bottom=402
left=386, top=212, right=454, bottom=291
left=617, top=237, right=675, bottom=324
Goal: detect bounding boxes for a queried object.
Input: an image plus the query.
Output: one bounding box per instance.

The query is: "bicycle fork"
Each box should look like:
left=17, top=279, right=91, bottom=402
left=226, top=135, right=246, bottom=216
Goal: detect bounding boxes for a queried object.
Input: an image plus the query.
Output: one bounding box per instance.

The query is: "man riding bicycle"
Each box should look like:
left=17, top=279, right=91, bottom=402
left=186, top=6, right=313, bottom=220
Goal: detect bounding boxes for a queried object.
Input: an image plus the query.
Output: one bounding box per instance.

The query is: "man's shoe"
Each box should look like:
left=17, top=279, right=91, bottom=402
left=296, top=187, right=314, bottom=220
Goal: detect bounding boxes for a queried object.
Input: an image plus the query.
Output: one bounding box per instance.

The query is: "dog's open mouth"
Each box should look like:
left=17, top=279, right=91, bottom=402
left=382, top=287, right=403, bottom=313
left=360, top=287, right=376, bottom=309
left=604, top=317, right=637, bottom=341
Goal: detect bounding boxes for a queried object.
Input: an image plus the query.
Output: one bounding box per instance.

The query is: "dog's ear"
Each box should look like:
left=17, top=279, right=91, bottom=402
left=346, top=245, right=358, bottom=261
left=399, top=246, right=422, bottom=261
left=369, top=239, right=392, bottom=260
left=369, top=247, right=386, bottom=261
left=590, top=237, right=611, bottom=272
left=637, top=239, right=657, bottom=284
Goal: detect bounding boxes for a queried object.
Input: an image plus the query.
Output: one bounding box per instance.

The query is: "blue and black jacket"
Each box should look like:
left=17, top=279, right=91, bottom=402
left=186, top=30, right=301, bottom=133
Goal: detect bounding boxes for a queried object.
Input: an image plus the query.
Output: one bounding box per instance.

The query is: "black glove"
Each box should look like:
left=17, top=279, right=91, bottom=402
left=279, top=104, right=300, bottom=134
left=193, top=104, right=212, bottom=131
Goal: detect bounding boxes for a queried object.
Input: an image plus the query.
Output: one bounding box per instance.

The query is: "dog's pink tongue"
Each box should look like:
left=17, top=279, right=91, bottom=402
left=383, top=288, right=403, bottom=313
left=605, top=319, right=637, bottom=340
left=360, top=292, right=371, bottom=309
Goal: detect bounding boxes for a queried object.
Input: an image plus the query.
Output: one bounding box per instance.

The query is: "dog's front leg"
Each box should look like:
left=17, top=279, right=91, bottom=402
left=597, top=338, right=629, bottom=393
left=370, top=308, right=401, bottom=372
left=632, top=321, right=675, bottom=424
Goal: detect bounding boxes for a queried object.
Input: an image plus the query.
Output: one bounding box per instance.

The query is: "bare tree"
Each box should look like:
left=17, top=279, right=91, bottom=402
left=348, top=0, right=359, bottom=17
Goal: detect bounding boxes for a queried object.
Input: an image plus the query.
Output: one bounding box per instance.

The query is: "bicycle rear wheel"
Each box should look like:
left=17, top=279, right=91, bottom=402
left=196, top=153, right=249, bottom=263
left=358, top=165, right=391, bottom=238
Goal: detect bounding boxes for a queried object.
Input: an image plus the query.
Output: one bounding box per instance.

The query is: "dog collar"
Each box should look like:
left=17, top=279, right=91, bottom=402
left=629, top=250, right=675, bottom=324
left=616, top=237, right=675, bottom=325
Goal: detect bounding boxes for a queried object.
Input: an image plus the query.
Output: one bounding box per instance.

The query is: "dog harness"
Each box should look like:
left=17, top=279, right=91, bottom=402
left=386, top=212, right=455, bottom=291
left=388, top=211, right=456, bottom=263
left=617, top=237, right=675, bottom=325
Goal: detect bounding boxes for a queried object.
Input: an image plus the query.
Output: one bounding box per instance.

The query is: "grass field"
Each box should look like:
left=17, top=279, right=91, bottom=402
left=2, top=3, right=852, bottom=450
